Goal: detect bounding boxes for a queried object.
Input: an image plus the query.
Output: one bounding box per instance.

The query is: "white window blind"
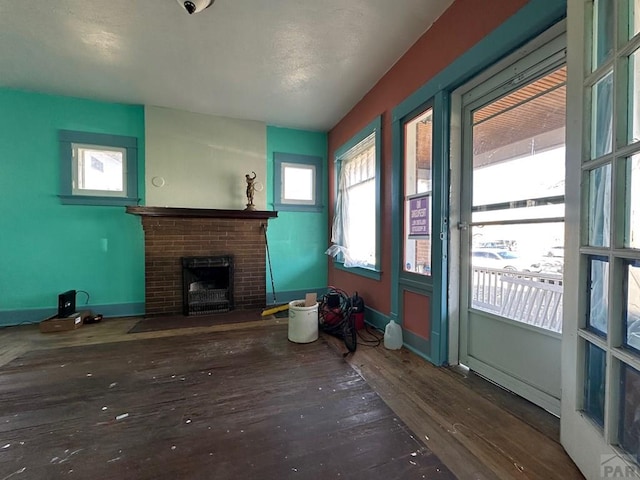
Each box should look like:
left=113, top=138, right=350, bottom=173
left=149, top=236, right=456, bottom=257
left=328, top=133, right=377, bottom=268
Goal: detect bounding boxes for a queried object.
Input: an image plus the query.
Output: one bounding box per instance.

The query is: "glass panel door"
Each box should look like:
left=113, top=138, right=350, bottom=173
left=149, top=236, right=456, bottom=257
left=458, top=30, right=567, bottom=415
left=562, top=1, right=640, bottom=476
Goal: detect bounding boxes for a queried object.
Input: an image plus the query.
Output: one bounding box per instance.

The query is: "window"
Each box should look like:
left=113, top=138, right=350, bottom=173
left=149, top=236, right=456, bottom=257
left=404, top=107, right=433, bottom=276
left=273, top=152, right=323, bottom=212
left=59, top=130, right=139, bottom=206
left=327, top=117, right=381, bottom=276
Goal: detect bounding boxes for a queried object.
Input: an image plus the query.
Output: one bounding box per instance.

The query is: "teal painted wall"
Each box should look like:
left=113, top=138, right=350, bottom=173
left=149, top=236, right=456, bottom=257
left=266, top=126, right=328, bottom=302
left=0, top=89, right=145, bottom=325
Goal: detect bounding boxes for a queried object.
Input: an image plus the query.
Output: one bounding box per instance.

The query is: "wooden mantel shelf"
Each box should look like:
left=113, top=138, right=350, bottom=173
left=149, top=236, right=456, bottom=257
left=126, top=206, right=278, bottom=220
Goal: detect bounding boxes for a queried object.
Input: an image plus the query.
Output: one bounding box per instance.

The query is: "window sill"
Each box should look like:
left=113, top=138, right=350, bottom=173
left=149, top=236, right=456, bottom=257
left=334, top=261, right=381, bottom=280
left=273, top=202, right=324, bottom=213
left=60, top=195, right=140, bottom=207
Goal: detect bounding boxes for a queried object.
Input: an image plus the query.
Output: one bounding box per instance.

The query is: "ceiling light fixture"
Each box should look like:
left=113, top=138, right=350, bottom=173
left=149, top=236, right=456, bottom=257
left=176, top=0, right=214, bottom=15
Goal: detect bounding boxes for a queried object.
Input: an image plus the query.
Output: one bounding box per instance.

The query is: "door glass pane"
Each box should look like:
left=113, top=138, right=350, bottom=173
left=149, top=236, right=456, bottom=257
left=625, top=260, right=640, bottom=351
left=630, top=0, right=640, bottom=39
left=589, top=164, right=611, bottom=247
left=627, top=154, right=640, bottom=248
left=584, top=341, right=606, bottom=428
left=469, top=66, right=566, bottom=332
left=588, top=256, right=609, bottom=336
left=631, top=48, right=640, bottom=145
left=404, top=108, right=432, bottom=276
left=591, top=71, right=614, bottom=159
left=471, top=69, right=566, bottom=218
left=470, top=223, right=564, bottom=332
left=593, top=0, right=614, bottom=70
left=619, top=363, right=640, bottom=461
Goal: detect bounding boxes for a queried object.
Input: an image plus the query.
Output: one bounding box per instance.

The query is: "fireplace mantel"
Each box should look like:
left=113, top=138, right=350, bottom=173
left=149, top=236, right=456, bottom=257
left=126, top=206, right=278, bottom=220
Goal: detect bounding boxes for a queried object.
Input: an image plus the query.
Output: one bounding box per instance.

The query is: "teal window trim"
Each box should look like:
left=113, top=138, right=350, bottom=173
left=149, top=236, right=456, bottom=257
left=334, top=261, right=381, bottom=280
left=273, top=152, right=324, bottom=212
left=389, top=0, right=566, bottom=366
left=59, top=130, right=140, bottom=206
left=332, top=116, right=382, bottom=278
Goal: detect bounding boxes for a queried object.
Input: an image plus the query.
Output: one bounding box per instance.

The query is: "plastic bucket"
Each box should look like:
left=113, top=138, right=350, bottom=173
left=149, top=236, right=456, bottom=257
left=288, top=300, right=319, bottom=343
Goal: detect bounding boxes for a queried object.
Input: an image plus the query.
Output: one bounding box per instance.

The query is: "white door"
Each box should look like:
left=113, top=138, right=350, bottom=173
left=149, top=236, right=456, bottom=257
left=458, top=32, right=567, bottom=416
left=562, top=1, right=640, bottom=478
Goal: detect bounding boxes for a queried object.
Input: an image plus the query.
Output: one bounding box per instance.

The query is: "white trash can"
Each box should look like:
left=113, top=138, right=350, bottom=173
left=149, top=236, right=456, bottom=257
left=288, top=300, right=319, bottom=343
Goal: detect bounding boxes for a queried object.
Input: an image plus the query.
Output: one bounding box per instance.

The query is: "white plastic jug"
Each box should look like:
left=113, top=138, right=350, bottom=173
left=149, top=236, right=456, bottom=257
left=384, top=320, right=403, bottom=350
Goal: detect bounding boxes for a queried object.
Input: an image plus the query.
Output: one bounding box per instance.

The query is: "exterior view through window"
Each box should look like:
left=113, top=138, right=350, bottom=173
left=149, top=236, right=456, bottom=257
left=404, top=108, right=433, bottom=276
left=470, top=66, right=566, bottom=332
left=73, top=144, right=126, bottom=196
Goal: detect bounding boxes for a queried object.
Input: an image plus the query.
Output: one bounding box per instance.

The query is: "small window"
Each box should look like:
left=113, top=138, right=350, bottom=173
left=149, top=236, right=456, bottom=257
left=327, top=116, right=381, bottom=276
left=72, top=144, right=127, bottom=197
left=59, top=130, right=139, bottom=206
left=273, top=152, right=323, bottom=212
left=282, top=162, right=315, bottom=204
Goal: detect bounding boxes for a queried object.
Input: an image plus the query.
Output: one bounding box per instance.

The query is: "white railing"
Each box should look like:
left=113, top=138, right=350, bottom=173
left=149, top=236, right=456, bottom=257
left=471, top=267, right=564, bottom=333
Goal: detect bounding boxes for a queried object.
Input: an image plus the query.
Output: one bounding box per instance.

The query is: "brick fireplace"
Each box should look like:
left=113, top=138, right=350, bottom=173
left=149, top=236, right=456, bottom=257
left=127, top=207, right=278, bottom=317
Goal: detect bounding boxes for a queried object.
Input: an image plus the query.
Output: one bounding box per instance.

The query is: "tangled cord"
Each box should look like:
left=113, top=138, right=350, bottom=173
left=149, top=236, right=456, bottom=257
left=318, top=287, right=383, bottom=353
left=356, top=324, right=382, bottom=348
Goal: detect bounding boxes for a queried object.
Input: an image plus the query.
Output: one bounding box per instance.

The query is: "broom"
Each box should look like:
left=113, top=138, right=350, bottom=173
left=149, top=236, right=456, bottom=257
left=260, top=223, right=289, bottom=317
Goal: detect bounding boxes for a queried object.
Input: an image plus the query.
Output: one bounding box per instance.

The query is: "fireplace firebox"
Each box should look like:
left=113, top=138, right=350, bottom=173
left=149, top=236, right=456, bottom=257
left=182, top=256, right=233, bottom=315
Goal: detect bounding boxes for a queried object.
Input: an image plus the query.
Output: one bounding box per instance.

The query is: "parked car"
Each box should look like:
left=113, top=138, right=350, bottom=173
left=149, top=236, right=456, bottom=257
left=471, top=249, right=542, bottom=272
left=477, top=239, right=518, bottom=251
left=545, top=245, right=564, bottom=257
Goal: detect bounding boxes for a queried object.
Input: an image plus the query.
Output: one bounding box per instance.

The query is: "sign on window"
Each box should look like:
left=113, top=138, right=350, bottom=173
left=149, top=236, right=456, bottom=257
left=408, top=193, right=430, bottom=239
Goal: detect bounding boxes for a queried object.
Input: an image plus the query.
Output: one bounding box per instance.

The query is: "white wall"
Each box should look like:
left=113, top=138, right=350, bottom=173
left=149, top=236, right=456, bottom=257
left=145, top=106, right=266, bottom=210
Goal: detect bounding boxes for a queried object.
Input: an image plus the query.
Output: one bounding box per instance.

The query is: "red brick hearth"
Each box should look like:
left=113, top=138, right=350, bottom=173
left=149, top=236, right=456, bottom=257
left=127, top=207, right=278, bottom=317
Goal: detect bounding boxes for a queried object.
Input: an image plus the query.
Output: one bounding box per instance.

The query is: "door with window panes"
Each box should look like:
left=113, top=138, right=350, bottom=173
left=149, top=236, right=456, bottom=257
left=562, top=1, right=640, bottom=477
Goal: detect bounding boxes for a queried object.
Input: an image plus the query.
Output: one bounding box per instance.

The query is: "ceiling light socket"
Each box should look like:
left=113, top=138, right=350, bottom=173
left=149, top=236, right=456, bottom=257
left=177, top=0, right=214, bottom=15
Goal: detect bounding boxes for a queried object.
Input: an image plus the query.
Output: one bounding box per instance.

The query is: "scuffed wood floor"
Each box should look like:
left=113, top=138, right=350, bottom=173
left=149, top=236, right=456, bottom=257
left=0, top=317, right=583, bottom=479
left=0, top=319, right=453, bottom=479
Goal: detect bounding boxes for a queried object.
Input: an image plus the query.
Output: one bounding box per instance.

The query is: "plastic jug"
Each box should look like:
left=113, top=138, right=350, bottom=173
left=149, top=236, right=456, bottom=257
left=384, top=320, right=403, bottom=350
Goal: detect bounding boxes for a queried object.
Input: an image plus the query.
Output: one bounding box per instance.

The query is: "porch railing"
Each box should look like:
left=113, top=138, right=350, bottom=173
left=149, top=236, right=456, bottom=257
left=471, top=267, right=563, bottom=333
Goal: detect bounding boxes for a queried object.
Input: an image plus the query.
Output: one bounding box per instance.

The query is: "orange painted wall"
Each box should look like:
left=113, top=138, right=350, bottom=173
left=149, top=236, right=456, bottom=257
left=403, top=290, right=431, bottom=339
left=327, top=0, right=529, bottom=316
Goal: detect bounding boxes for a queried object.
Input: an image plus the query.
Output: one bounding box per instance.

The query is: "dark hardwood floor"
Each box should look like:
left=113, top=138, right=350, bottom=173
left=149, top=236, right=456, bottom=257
left=0, top=317, right=584, bottom=479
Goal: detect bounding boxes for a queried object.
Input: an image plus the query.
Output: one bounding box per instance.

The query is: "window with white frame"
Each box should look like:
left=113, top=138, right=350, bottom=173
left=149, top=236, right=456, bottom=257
left=281, top=162, right=316, bottom=205
left=72, top=143, right=127, bottom=197
left=273, top=152, right=323, bottom=212
left=59, top=130, right=139, bottom=206
left=328, top=117, right=381, bottom=273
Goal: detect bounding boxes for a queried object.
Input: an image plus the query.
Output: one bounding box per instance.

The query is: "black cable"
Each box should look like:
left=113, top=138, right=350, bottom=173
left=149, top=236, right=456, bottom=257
left=356, top=324, right=383, bottom=347
left=76, top=290, right=90, bottom=305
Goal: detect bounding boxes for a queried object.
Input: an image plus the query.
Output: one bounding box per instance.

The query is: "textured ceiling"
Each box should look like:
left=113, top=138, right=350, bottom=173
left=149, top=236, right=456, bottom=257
left=0, top=0, right=454, bottom=131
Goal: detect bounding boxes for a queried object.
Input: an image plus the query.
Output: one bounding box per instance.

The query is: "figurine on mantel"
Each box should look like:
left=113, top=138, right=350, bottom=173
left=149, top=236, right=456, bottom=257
left=244, top=171, right=257, bottom=211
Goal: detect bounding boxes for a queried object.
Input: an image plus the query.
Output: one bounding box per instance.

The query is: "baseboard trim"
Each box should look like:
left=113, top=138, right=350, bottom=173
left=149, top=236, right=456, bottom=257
left=364, top=306, right=389, bottom=332
left=0, top=303, right=145, bottom=328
